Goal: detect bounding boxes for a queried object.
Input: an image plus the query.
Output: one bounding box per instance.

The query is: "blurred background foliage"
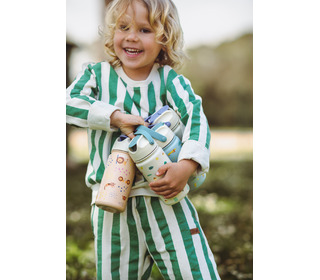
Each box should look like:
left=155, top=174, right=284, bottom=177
left=66, top=9, right=252, bottom=278
left=181, top=33, right=253, bottom=127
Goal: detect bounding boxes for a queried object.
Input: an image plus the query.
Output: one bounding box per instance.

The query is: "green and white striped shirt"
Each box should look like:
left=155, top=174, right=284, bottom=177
left=66, top=62, right=211, bottom=202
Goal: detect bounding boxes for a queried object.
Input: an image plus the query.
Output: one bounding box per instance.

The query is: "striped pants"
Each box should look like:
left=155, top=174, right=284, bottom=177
left=91, top=196, right=220, bottom=280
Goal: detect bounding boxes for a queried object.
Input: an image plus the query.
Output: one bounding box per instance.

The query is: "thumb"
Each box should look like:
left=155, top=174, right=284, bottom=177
left=156, top=162, right=171, bottom=176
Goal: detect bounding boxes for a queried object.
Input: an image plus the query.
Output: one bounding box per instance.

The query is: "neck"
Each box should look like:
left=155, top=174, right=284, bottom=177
left=122, top=64, right=155, bottom=81
left=124, top=70, right=149, bottom=81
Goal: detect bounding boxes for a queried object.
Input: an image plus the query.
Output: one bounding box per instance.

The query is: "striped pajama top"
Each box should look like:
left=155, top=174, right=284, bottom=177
left=66, top=61, right=211, bottom=203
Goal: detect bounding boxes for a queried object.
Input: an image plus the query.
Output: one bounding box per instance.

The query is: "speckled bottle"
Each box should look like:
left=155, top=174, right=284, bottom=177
left=128, top=134, right=189, bottom=205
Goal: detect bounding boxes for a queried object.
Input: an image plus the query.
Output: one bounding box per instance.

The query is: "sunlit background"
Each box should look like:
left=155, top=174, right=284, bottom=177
left=66, top=0, right=253, bottom=279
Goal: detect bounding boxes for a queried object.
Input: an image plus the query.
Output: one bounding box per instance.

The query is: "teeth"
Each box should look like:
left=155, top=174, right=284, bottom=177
left=125, top=48, right=142, bottom=54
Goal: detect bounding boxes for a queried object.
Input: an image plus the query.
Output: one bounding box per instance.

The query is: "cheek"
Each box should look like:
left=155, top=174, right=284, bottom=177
left=152, top=44, right=163, bottom=57
left=146, top=39, right=162, bottom=55
left=113, top=33, right=123, bottom=51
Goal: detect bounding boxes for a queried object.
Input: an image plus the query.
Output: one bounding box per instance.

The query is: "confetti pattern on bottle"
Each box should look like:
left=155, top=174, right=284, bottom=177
left=95, top=151, right=135, bottom=213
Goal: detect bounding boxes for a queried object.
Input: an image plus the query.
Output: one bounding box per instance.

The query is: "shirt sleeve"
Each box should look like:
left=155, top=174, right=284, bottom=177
left=166, top=69, right=211, bottom=173
left=66, top=63, right=120, bottom=131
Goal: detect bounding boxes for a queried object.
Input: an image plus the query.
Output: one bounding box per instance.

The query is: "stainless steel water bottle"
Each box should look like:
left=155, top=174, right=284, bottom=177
left=95, top=137, right=135, bottom=213
left=151, top=122, right=182, bottom=162
left=128, top=133, right=189, bottom=205
left=152, top=122, right=206, bottom=190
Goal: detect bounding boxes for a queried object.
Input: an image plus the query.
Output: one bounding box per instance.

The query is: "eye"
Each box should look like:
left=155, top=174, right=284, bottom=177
left=140, top=28, right=151, bottom=33
left=119, top=25, right=129, bottom=31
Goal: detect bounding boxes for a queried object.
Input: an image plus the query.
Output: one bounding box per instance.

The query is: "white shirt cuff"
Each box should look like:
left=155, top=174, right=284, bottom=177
left=178, top=140, right=210, bottom=173
left=87, top=101, right=120, bottom=131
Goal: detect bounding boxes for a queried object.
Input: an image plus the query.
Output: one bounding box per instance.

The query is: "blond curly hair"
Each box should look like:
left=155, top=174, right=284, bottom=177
left=102, top=0, right=186, bottom=70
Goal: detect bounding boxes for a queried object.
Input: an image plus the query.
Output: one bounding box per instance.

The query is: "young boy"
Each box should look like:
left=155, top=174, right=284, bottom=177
left=66, top=0, right=220, bottom=279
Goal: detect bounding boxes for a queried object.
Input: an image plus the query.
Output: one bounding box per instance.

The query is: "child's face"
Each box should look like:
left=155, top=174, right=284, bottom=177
left=113, top=0, right=163, bottom=80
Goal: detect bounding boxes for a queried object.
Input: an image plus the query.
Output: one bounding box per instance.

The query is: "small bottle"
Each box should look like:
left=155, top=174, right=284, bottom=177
left=187, top=172, right=207, bottom=191
left=147, top=105, right=183, bottom=140
left=128, top=134, right=189, bottom=205
left=152, top=122, right=181, bottom=162
left=95, top=137, right=135, bottom=213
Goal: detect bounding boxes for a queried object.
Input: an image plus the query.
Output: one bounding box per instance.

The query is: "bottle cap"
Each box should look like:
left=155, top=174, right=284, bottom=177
left=152, top=108, right=180, bottom=132
left=128, top=135, right=158, bottom=163
left=152, top=123, right=175, bottom=149
left=112, top=136, right=131, bottom=152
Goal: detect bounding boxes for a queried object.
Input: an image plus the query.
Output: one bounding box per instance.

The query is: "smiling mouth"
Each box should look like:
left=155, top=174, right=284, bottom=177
left=124, top=48, right=143, bottom=55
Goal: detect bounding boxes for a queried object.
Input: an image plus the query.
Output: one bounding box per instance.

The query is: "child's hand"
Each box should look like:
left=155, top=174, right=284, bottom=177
left=149, top=159, right=199, bottom=199
left=110, top=110, right=148, bottom=139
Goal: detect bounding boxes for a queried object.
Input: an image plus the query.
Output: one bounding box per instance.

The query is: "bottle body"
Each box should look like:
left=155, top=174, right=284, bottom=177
left=95, top=138, right=135, bottom=213
left=152, top=123, right=182, bottom=162
left=129, top=136, right=189, bottom=205
left=162, top=136, right=181, bottom=163
left=187, top=172, right=206, bottom=191
left=153, top=123, right=206, bottom=190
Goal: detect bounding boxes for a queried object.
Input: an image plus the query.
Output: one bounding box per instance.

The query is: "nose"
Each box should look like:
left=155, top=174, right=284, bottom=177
left=125, top=29, right=138, bottom=42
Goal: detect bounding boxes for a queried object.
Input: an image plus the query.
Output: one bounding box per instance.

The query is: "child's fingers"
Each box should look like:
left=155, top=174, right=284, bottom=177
left=127, top=132, right=135, bottom=139
left=155, top=189, right=176, bottom=197
left=151, top=185, right=175, bottom=197
left=150, top=182, right=170, bottom=191
left=156, top=163, right=171, bottom=176
left=164, top=191, right=180, bottom=199
left=149, top=176, right=168, bottom=188
left=122, top=114, right=144, bottom=126
left=151, top=184, right=180, bottom=198
left=132, top=115, right=147, bottom=126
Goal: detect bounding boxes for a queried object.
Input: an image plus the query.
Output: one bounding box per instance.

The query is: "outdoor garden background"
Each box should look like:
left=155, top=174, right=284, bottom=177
left=66, top=1, right=252, bottom=279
